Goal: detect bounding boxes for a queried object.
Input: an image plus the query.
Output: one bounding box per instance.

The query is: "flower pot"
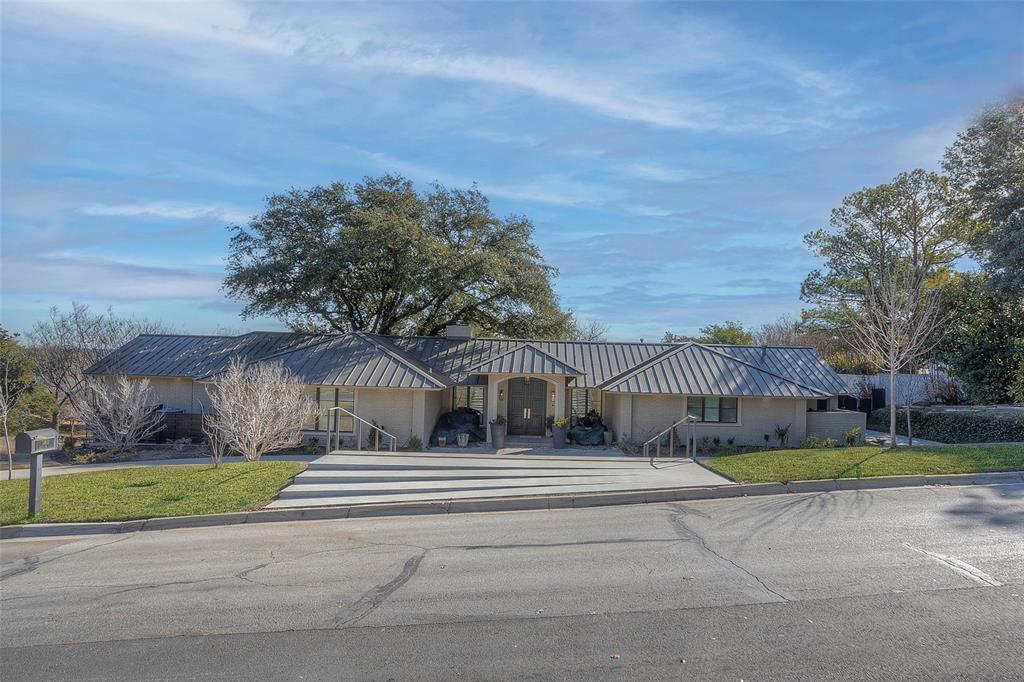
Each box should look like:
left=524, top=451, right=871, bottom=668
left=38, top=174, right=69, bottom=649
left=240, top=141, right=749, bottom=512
left=551, top=426, right=567, bottom=449
left=457, top=432, right=470, bottom=447
left=603, top=430, right=613, bottom=446
left=490, top=424, right=506, bottom=450
left=437, top=436, right=447, bottom=447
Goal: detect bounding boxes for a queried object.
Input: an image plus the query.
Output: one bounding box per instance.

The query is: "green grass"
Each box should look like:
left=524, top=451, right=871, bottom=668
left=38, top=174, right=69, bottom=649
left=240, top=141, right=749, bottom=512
left=703, top=444, right=1024, bottom=484
left=0, top=461, right=305, bottom=526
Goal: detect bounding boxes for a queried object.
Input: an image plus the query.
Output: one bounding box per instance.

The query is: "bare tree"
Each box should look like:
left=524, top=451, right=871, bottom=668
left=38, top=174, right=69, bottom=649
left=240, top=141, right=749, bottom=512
left=25, top=303, right=168, bottom=434
left=568, top=318, right=609, bottom=342
left=78, top=376, right=164, bottom=450
left=753, top=315, right=804, bottom=346
left=845, top=265, right=944, bottom=447
left=201, top=410, right=230, bottom=468
left=204, top=359, right=318, bottom=462
left=1, top=330, right=35, bottom=478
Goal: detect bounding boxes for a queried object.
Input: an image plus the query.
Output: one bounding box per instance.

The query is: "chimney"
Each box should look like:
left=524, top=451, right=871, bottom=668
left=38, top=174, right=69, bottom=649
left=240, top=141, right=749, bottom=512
left=445, top=324, right=474, bottom=339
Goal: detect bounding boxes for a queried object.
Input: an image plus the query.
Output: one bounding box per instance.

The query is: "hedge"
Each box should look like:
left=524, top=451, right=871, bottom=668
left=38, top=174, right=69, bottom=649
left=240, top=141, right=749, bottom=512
left=868, top=407, right=1024, bottom=444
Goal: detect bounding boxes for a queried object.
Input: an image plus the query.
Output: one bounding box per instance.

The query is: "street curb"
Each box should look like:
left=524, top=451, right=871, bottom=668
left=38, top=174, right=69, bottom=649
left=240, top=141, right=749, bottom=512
left=3, top=470, right=1022, bottom=540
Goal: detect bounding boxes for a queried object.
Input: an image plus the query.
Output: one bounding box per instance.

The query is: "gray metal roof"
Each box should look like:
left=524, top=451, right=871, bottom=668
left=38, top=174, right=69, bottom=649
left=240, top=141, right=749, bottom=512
left=198, top=333, right=452, bottom=390
left=458, top=344, right=582, bottom=376
left=84, top=332, right=318, bottom=378
left=710, top=345, right=850, bottom=395
left=388, top=336, right=673, bottom=386
left=598, top=343, right=830, bottom=397
left=88, top=330, right=849, bottom=397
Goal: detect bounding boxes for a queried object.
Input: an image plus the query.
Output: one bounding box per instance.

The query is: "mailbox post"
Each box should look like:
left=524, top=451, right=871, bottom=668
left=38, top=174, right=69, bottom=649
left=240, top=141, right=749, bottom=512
left=15, top=428, right=60, bottom=516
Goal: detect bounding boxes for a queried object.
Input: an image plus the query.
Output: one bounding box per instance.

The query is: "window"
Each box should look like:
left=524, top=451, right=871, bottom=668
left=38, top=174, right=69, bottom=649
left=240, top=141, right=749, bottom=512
left=686, top=396, right=738, bottom=424
left=454, top=386, right=486, bottom=426
left=306, top=387, right=355, bottom=432
left=571, top=388, right=601, bottom=421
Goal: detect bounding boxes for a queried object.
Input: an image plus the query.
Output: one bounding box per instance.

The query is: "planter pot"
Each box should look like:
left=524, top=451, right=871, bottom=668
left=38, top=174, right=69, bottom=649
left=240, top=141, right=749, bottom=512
left=603, top=430, right=614, bottom=446
left=437, top=436, right=447, bottom=447
left=490, top=424, right=506, bottom=449
left=551, top=426, right=567, bottom=449
left=457, top=432, right=470, bottom=448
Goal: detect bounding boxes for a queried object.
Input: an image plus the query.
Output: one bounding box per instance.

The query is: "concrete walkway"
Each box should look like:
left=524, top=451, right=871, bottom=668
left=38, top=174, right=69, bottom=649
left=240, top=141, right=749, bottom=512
left=864, top=430, right=946, bottom=447
left=268, top=452, right=733, bottom=508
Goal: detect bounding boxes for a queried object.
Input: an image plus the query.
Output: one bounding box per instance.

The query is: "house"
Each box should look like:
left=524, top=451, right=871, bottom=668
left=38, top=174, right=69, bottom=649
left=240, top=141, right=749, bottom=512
left=85, top=325, right=865, bottom=449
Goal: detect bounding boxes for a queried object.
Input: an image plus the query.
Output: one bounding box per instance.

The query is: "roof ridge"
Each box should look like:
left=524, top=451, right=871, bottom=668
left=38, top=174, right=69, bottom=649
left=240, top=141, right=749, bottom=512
left=373, top=332, right=676, bottom=347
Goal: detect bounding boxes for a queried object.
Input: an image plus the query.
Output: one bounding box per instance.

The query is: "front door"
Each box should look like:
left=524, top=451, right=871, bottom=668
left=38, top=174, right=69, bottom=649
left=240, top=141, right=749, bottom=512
left=507, top=378, right=548, bottom=436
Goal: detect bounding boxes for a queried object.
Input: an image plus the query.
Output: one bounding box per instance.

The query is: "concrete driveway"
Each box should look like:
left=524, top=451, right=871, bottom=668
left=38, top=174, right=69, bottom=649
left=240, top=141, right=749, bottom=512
left=269, top=452, right=733, bottom=508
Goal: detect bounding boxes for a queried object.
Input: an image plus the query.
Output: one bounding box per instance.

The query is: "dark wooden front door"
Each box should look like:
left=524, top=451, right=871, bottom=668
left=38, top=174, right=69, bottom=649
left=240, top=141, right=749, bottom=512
left=507, top=378, right=547, bottom=436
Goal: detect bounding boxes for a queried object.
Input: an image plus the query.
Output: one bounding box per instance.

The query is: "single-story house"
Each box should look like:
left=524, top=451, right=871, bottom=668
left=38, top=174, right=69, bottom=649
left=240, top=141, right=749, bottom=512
left=85, top=324, right=865, bottom=449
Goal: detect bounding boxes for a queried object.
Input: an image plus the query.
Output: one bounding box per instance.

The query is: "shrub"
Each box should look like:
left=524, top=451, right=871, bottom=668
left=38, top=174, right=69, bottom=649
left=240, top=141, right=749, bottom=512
left=799, top=435, right=839, bottom=449
left=618, top=435, right=640, bottom=455
left=868, top=406, right=1024, bottom=443
left=406, top=435, right=423, bottom=451
left=304, top=438, right=321, bottom=454
left=774, top=423, right=791, bottom=448
left=927, top=376, right=964, bottom=405
left=843, top=427, right=862, bottom=447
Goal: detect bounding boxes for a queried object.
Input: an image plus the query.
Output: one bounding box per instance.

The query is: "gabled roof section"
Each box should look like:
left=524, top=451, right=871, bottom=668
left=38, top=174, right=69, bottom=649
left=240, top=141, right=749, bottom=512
left=598, top=343, right=831, bottom=398
left=198, top=332, right=452, bottom=389
left=709, top=345, right=850, bottom=395
left=457, top=343, right=582, bottom=377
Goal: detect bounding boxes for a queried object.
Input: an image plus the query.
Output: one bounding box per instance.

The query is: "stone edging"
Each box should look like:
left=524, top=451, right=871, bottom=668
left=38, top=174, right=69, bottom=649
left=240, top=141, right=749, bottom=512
left=3, top=470, right=1022, bottom=540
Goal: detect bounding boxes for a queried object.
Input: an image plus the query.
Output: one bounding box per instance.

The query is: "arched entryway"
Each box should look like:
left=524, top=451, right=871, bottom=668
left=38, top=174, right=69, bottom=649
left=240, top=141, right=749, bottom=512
left=506, top=377, right=548, bottom=436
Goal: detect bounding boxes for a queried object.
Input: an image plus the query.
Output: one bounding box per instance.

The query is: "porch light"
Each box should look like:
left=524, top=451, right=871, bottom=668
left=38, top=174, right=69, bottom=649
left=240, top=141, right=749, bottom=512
left=498, top=389, right=504, bottom=400
left=551, top=390, right=555, bottom=403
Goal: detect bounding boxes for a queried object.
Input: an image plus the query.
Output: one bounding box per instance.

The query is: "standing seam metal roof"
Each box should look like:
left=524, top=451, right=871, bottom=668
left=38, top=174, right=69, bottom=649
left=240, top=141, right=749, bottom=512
left=87, top=331, right=849, bottom=397
left=597, top=343, right=830, bottom=397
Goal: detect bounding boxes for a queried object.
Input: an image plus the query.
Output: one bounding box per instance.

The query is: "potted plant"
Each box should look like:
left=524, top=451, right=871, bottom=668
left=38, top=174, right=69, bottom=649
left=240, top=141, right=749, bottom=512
left=456, top=432, right=470, bottom=447
left=437, top=435, right=447, bottom=447
left=490, top=415, right=507, bottom=450
left=545, top=415, right=554, bottom=437
left=551, top=417, right=570, bottom=449
left=603, top=428, right=614, bottom=446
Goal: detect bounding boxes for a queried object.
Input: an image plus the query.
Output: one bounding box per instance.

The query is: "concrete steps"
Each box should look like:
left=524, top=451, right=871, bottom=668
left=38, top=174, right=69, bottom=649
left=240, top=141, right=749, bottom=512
left=268, top=452, right=734, bottom=509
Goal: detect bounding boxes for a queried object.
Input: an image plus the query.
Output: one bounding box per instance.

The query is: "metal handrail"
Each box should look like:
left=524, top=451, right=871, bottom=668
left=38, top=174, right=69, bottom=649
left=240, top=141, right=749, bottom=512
left=327, top=406, right=398, bottom=452
left=642, top=416, right=697, bottom=460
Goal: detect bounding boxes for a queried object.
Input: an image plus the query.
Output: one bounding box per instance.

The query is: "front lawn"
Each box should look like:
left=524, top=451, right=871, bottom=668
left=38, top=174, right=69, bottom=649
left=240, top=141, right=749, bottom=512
left=0, top=461, right=305, bottom=526
left=703, top=444, right=1024, bottom=484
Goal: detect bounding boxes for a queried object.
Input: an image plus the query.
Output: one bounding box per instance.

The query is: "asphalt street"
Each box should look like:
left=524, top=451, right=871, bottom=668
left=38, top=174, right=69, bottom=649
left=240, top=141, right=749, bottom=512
left=1, top=483, right=1022, bottom=681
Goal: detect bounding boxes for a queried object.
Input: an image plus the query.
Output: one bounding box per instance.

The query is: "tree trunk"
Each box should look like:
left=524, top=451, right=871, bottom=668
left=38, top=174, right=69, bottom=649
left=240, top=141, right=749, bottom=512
left=889, top=370, right=897, bottom=449
left=906, top=399, right=913, bottom=447
left=3, top=420, right=11, bottom=480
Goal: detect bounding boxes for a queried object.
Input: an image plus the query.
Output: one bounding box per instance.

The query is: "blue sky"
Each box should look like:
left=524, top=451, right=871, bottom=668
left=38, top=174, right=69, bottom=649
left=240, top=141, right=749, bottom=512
left=2, top=1, right=1021, bottom=340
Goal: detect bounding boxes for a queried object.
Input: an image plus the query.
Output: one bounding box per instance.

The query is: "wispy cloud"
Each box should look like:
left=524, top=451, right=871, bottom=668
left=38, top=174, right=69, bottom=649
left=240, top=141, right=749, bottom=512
left=79, top=201, right=250, bottom=224
left=19, top=0, right=856, bottom=134
left=1, top=254, right=224, bottom=300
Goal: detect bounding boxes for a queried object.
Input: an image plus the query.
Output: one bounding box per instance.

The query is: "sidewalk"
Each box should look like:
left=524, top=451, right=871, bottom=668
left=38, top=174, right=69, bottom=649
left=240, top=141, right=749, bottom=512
left=864, top=430, right=946, bottom=447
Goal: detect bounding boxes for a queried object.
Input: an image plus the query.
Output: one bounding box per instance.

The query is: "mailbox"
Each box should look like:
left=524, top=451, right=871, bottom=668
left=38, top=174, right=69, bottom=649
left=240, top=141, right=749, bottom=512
left=15, top=428, right=59, bottom=517
left=15, top=428, right=60, bottom=455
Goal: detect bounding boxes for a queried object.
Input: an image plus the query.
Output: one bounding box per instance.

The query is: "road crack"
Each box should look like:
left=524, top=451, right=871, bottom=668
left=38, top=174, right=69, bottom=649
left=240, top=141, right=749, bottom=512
left=667, top=506, right=788, bottom=602
left=333, top=549, right=428, bottom=626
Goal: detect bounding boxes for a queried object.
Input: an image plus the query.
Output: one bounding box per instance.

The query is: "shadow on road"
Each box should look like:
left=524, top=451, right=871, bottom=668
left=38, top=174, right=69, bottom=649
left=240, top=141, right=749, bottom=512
left=942, top=485, right=1024, bottom=528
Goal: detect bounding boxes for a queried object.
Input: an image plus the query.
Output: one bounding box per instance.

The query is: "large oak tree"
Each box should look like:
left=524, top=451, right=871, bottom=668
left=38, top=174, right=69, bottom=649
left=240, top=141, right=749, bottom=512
left=224, top=175, right=572, bottom=337
left=943, top=101, right=1024, bottom=297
